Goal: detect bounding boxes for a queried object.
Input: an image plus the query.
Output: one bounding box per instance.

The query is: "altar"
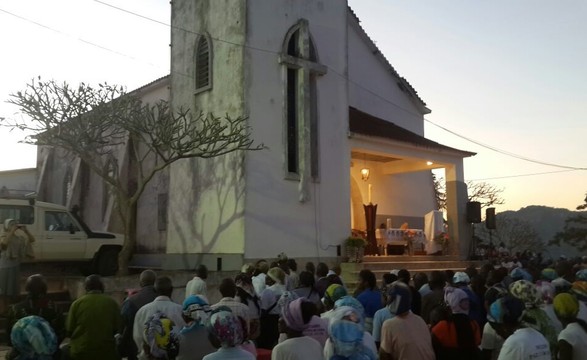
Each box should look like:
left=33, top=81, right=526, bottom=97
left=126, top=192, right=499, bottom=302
left=376, top=228, right=426, bottom=255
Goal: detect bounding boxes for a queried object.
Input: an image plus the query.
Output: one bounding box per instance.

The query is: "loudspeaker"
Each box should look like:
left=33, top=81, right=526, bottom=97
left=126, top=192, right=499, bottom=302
left=486, top=207, right=496, bottom=229
left=466, top=201, right=481, bottom=223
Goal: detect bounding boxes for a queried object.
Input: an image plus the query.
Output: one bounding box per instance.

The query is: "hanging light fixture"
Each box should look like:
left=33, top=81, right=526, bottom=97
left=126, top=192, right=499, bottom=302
left=361, top=153, right=370, bottom=181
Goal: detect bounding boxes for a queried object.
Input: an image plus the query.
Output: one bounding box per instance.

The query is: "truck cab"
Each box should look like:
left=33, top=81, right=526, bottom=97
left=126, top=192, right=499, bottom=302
left=0, top=193, right=123, bottom=275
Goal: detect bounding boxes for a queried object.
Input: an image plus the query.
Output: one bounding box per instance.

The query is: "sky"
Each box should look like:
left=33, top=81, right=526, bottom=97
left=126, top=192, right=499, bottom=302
left=0, top=0, right=585, bottom=213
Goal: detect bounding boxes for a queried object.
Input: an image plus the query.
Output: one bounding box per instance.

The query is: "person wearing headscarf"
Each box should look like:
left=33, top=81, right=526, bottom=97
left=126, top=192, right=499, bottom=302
left=536, top=281, right=564, bottom=335
left=372, top=281, right=400, bottom=348
left=570, top=281, right=587, bottom=322
left=0, top=218, right=35, bottom=313
left=480, top=281, right=508, bottom=360
left=542, top=268, right=558, bottom=281
left=203, top=309, right=254, bottom=360
left=431, top=287, right=481, bottom=360
left=143, top=312, right=180, bottom=360
left=453, top=271, right=484, bottom=328
left=8, top=315, right=58, bottom=360
left=326, top=306, right=377, bottom=360
left=509, top=279, right=558, bottom=356
left=271, top=298, right=322, bottom=359
left=257, top=267, right=286, bottom=349
left=575, top=269, right=587, bottom=282
left=321, top=284, right=348, bottom=321
left=6, top=274, right=64, bottom=350
left=553, top=293, right=587, bottom=360
left=487, top=295, right=551, bottom=360
left=324, top=296, right=377, bottom=358
left=176, top=296, right=215, bottom=360
left=378, top=282, right=435, bottom=360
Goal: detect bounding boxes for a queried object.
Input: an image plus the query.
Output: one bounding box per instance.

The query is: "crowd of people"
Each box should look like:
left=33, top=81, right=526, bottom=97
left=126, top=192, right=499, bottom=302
left=2, top=251, right=587, bottom=360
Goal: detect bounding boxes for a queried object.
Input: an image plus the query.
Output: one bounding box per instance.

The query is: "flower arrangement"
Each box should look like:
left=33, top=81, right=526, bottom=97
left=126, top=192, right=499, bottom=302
left=433, top=232, right=449, bottom=253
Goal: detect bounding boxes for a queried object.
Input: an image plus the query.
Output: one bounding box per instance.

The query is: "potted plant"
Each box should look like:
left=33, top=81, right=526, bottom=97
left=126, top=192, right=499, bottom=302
left=344, top=236, right=366, bottom=263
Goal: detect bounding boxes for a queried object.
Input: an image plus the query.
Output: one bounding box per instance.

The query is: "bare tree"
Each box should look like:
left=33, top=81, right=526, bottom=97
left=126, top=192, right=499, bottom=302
left=476, top=215, right=544, bottom=254
left=549, top=192, right=587, bottom=251
left=433, top=176, right=505, bottom=211
left=2, top=78, right=264, bottom=274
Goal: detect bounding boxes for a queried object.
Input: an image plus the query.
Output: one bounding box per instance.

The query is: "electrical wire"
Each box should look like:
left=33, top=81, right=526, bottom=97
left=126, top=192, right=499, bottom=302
left=3, top=2, right=586, bottom=174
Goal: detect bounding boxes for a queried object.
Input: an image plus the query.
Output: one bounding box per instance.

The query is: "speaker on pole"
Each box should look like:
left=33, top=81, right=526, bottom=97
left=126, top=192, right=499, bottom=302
left=486, top=207, right=496, bottom=229
left=466, top=201, right=481, bottom=223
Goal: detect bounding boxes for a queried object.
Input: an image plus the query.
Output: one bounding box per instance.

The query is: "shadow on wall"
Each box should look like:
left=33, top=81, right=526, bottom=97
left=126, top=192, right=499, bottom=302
left=169, top=152, right=246, bottom=268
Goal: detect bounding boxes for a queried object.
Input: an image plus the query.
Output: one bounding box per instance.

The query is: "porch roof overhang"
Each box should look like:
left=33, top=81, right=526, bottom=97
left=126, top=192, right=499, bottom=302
left=348, top=107, right=476, bottom=158
left=348, top=107, right=475, bottom=176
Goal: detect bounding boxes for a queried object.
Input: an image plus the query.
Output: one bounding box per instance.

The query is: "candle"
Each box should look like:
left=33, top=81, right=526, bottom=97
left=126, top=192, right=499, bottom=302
left=368, top=184, right=372, bottom=203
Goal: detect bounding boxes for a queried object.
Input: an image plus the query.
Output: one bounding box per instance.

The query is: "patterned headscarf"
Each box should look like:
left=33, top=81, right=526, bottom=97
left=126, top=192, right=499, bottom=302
left=386, top=282, right=412, bottom=315
left=324, top=284, right=347, bottom=307
left=509, top=280, right=541, bottom=308
left=535, top=281, right=555, bottom=304
left=553, top=293, right=579, bottom=319
left=182, top=295, right=211, bottom=326
left=207, top=309, right=244, bottom=348
left=143, top=312, right=179, bottom=360
left=328, top=306, right=377, bottom=360
left=10, top=315, right=58, bottom=360
left=444, top=287, right=469, bottom=315
left=576, top=269, right=587, bottom=282
left=552, top=277, right=572, bottom=293
left=282, top=297, right=309, bottom=332
left=571, top=281, right=587, bottom=302
left=509, top=281, right=558, bottom=350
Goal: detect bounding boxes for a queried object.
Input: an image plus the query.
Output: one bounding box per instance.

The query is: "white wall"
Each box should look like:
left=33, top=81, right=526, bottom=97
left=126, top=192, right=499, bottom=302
left=243, top=0, right=350, bottom=259
left=347, top=18, right=425, bottom=134
left=0, top=168, right=36, bottom=192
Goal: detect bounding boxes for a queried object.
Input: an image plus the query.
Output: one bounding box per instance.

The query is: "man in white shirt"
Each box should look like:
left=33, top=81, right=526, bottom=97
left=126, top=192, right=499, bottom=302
left=133, top=276, right=186, bottom=360
left=185, top=264, right=208, bottom=300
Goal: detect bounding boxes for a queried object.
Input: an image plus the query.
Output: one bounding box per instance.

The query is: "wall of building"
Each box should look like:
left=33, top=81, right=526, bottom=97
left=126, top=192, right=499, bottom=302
left=167, top=0, right=248, bottom=263
left=347, top=17, right=426, bottom=134
left=0, top=168, right=37, bottom=193
left=242, top=0, right=350, bottom=260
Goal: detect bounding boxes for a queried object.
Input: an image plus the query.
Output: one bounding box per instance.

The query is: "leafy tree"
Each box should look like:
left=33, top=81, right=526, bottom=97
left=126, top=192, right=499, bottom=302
left=432, top=176, right=505, bottom=211
left=1, top=78, right=263, bottom=274
left=550, top=193, right=587, bottom=251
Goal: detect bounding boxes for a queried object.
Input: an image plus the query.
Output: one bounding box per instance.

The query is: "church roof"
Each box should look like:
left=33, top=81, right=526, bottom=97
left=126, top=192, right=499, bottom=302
left=348, top=107, right=476, bottom=157
left=347, top=7, right=430, bottom=114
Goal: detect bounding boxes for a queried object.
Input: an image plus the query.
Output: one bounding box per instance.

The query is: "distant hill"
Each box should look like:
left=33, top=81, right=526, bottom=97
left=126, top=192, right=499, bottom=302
left=496, top=205, right=587, bottom=259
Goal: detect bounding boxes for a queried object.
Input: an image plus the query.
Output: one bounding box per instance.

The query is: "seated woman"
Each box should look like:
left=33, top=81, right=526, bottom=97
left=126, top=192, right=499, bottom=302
left=431, top=287, right=481, bottom=360
left=9, top=315, right=58, bottom=360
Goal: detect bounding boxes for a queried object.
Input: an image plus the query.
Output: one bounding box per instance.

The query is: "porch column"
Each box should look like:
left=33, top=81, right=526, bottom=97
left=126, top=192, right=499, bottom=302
left=445, top=163, right=471, bottom=260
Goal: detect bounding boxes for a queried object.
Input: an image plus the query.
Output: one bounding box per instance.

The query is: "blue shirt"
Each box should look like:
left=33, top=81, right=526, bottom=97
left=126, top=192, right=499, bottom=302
left=372, top=307, right=395, bottom=342
left=356, top=289, right=383, bottom=318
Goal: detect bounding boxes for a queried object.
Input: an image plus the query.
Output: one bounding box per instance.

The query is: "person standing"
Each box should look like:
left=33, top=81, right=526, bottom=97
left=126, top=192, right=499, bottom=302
left=65, top=275, right=122, bottom=360
left=118, top=269, right=157, bottom=360
left=355, top=270, right=383, bottom=333
left=133, top=276, right=186, bottom=360
left=553, top=293, right=587, bottom=360
left=185, top=265, right=208, bottom=300
left=271, top=298, right=323, bottom=360
left=203, top=309, right=255, bottom=360
left=0, top=219, right=35, bottom=313
left=211, top=278, right=251, bottom=334
left=379, top=282, right=435, bottom=360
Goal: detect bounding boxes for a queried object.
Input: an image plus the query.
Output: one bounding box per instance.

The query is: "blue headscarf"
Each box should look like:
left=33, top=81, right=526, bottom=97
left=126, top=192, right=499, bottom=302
left=328, top=306, right=376, bottom=360
left=334, top=296, right=366, bottom=324
left=10, top=315, right=58, bottom=360
left=182, top=295, right=211, bottom=327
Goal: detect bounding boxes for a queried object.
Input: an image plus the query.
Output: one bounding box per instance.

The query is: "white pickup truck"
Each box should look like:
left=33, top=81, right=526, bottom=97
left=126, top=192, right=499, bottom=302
left=0, top=197, right=124, bottom=276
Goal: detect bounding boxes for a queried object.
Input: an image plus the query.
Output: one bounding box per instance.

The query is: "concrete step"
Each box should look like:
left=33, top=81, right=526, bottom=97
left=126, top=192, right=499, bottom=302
left=361, top=260, right=480, bottom=271
left=363, top=255, right=460, bottom=262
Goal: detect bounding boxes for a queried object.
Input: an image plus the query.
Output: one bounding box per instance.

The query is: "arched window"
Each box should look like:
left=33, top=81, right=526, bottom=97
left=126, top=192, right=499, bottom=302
left=62, top=166, right=73, bottom=206
left=102, top=157, right=117, bottom=221
left=280, top=20, right=326, bottom=184
left=195, top=33, right=212, bottom=93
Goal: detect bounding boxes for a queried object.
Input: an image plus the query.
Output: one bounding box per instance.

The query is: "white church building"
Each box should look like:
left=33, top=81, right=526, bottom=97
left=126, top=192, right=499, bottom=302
left=31, top=0, right=475, bottom=271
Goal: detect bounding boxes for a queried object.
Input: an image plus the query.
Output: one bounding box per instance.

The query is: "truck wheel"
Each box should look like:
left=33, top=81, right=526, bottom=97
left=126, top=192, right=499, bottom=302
left=96, top=248, right=119, bottom=276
